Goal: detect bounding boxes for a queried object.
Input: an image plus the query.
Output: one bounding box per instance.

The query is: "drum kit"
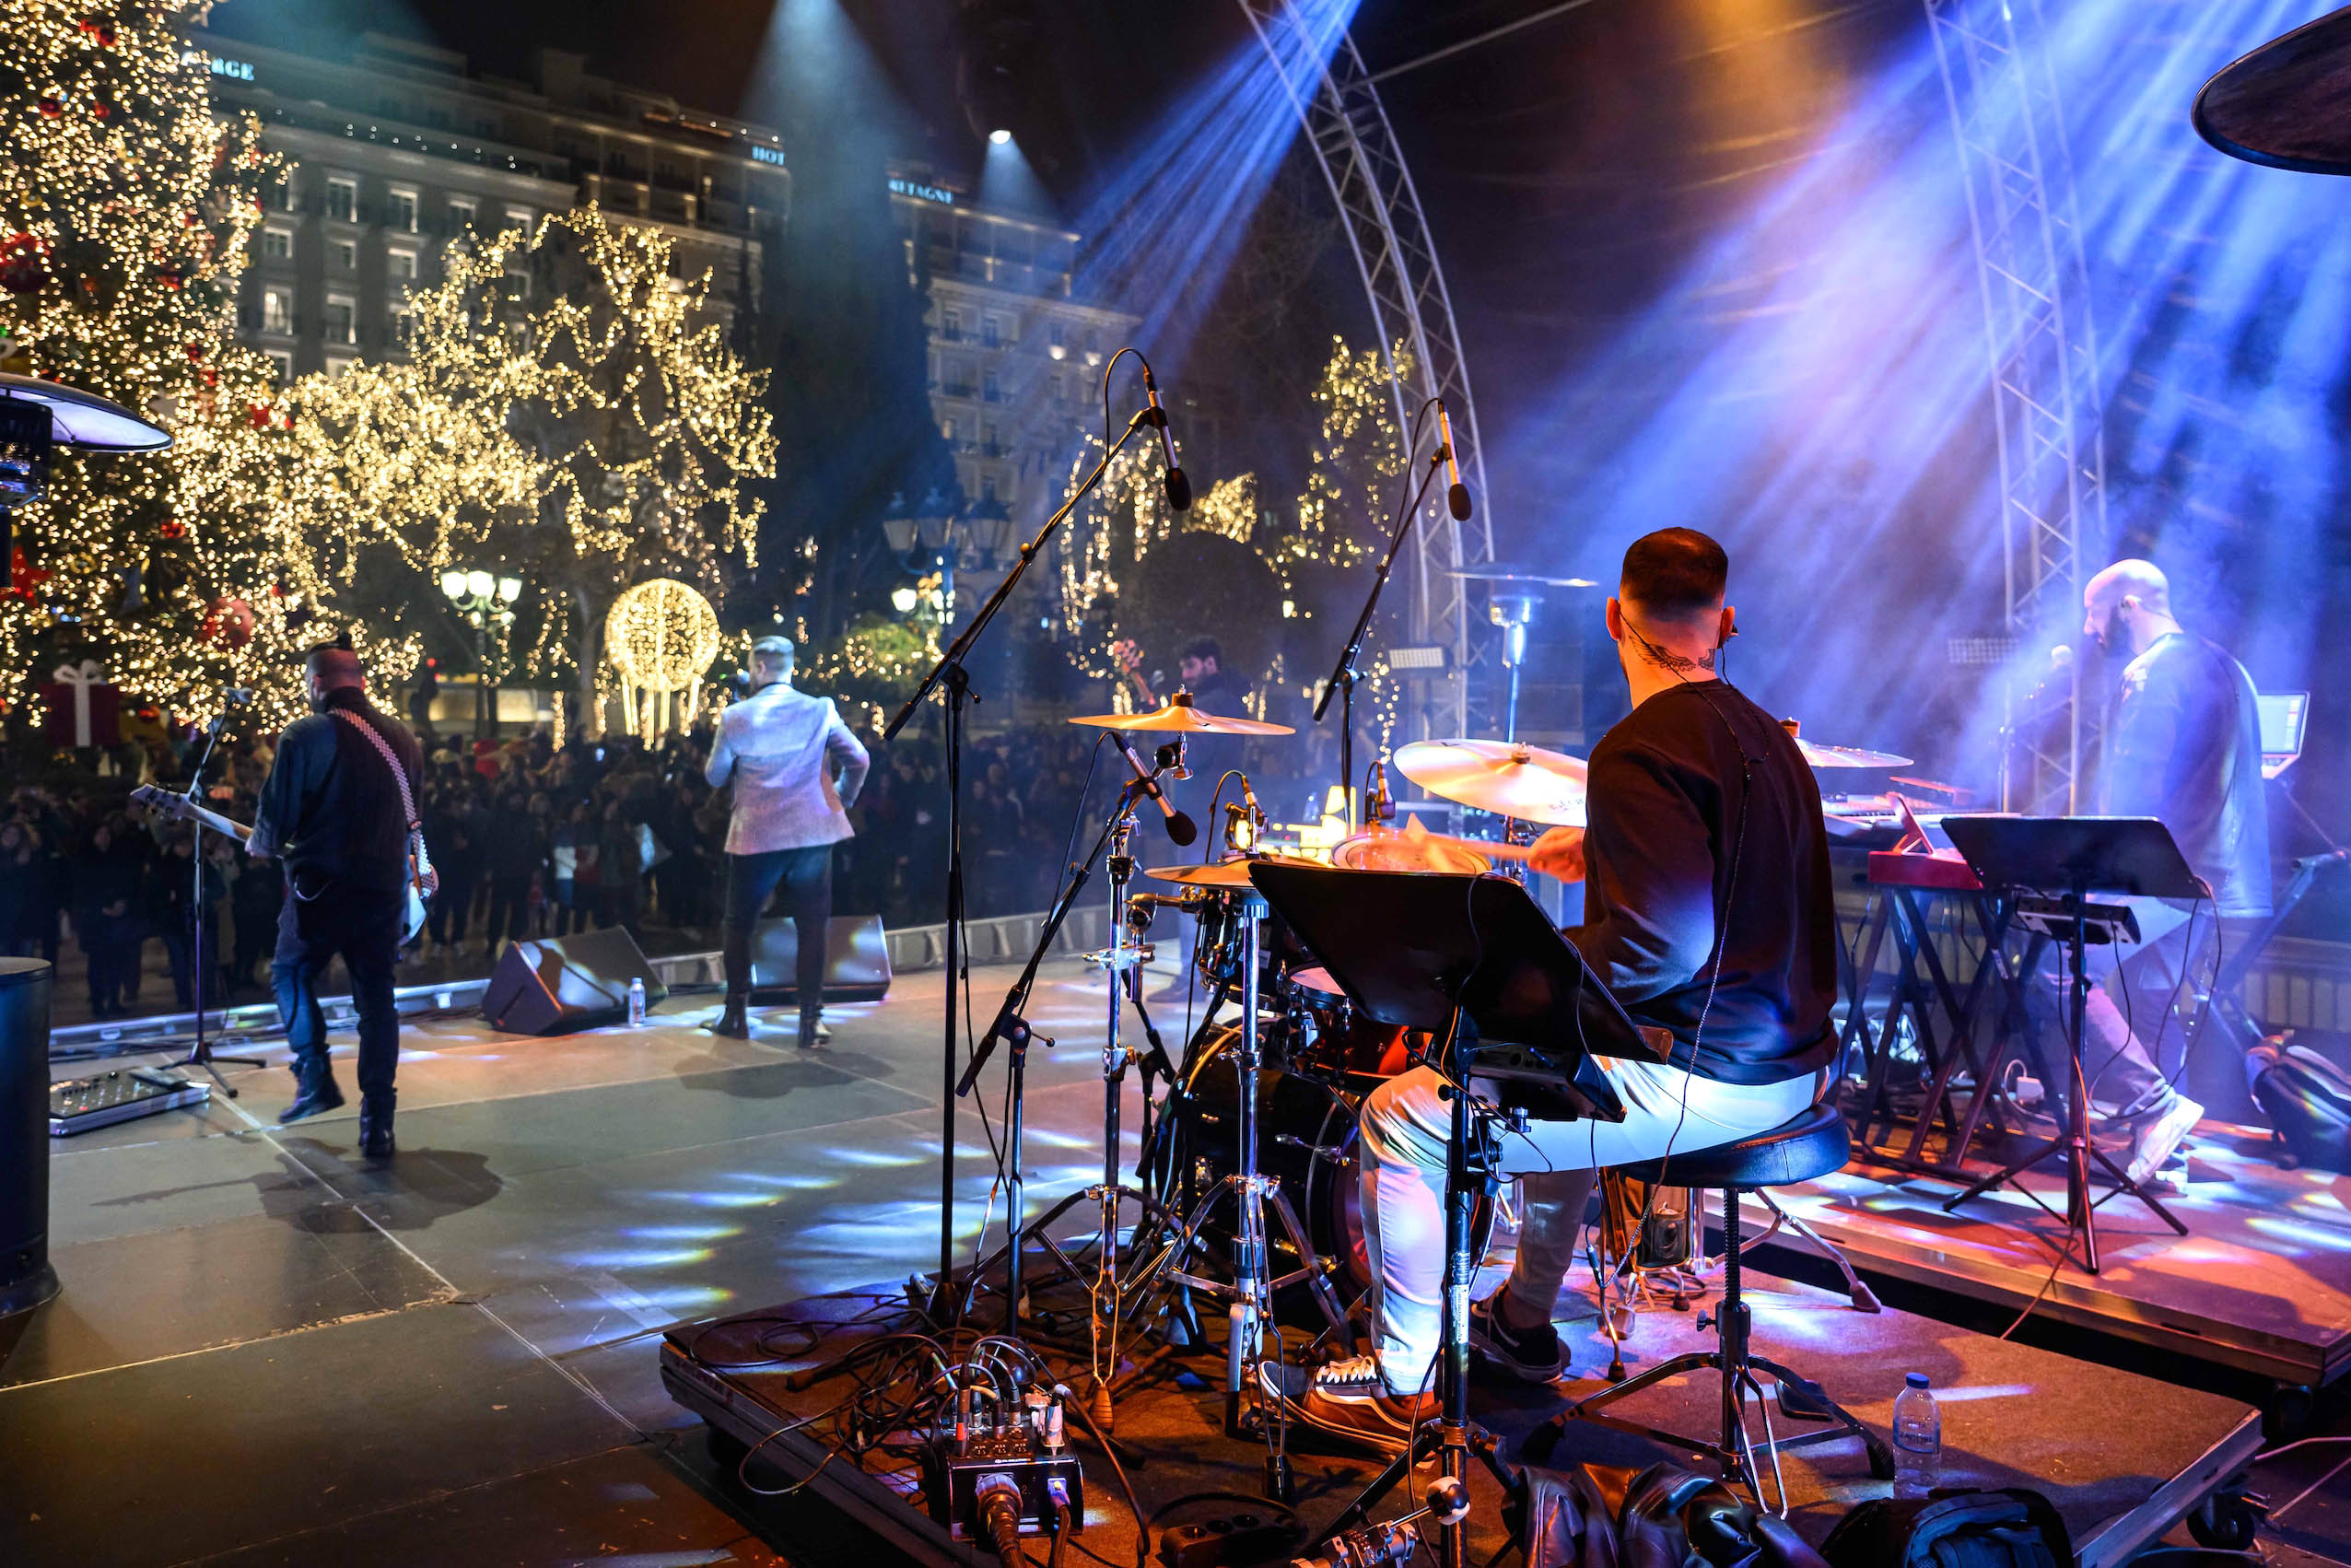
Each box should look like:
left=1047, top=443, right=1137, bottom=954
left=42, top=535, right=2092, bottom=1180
left=1022, top=686, right=1911, bottom=1438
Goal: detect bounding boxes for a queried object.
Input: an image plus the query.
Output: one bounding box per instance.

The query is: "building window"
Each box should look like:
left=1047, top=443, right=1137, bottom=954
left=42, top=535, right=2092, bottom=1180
left=274, top=171, right=298, bottom=213
left=261, top=226, right=294, bottom=263
left=504, top=269, right=530, bottom=303
left=982, top=421, right=999, bottom=455
left=323, top=294, right=357, bottom=345
left=262, top=287, right=293, bottom=334
left=982, top=369, right=1000, bottom=404
left=387, top=247, right=417, bottom=282
left=1047, top=321, right=1066, bottom=360
left=331, top=238, right=357, bottom=272
left=325, top=176, right=357, bottom=223
left=504, top=207, right=534, bottom=238
left=392, top=308, right=415, bottom=347
left=981, top=474, right=999, bottom=502
left=980, top=315, right=1000, bottom=348
left=941, top=309, right=961, bottom=341
left=385, top=187, right=418, bottom=233
left=325, top=356, right=356, bottom=378
left=448, top=197, right=477, bottom=232
left=1051, top=374, right=1066, bottom=404
left=942, top=416, right=957, bottom=443
left=264, top=350, right=292, bottom=386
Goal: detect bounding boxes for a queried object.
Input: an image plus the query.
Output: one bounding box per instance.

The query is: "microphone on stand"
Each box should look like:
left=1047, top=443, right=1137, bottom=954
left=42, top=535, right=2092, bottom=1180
left=1113, top=731, right=1198, bottom=845
left=220, top=687, right=255, bottom=706
left=1369, top=759, right=1395, bottom=824
left=1436, top=399, right=1472, bottom=522
left=1142, top=366, right=1192, bottom=513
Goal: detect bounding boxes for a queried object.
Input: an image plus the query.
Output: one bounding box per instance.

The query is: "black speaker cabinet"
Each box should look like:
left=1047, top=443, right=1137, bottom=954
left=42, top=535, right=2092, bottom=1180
left=481, top=927, right=669, bottom=1036
left=747, top=914, right=892, bottom=1005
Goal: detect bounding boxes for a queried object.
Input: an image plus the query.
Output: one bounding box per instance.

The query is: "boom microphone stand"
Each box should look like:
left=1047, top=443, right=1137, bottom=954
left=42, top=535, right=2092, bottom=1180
left=1314, top=402, right=1445, bottom=830
left=891, top=402, right=1161, bottom=1320
left=168, top=707, right=264, bottom=1094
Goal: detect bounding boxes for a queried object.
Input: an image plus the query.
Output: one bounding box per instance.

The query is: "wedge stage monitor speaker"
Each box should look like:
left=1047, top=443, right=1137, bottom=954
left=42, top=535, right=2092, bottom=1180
left=482, top=928, right=668, bottom=1036
left=747, top=914, right=892, bottom=1005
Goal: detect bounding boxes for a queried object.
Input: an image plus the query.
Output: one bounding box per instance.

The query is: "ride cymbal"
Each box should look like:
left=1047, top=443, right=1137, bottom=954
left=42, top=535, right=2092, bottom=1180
left=1392, top=738, right=1588, bottom=827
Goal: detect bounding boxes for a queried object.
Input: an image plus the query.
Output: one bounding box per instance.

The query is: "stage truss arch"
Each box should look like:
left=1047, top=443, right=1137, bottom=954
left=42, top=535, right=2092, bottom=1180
left=1927, top=0, right=2109, bottom=811
left=1236, top=0, right=1497, bottom=743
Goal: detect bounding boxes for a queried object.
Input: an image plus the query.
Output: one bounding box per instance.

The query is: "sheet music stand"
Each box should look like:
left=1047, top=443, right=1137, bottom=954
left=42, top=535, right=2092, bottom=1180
left=1936, top=816, right=2203, bottom=1273
left=1247, top=864, right=1652, bottom=1567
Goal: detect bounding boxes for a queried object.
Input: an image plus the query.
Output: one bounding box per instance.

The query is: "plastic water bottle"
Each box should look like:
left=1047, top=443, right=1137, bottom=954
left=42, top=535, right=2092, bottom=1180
left=627, top=976, right=647, bottom=1027
left=1891, top=1371, right=1942, bottom=1499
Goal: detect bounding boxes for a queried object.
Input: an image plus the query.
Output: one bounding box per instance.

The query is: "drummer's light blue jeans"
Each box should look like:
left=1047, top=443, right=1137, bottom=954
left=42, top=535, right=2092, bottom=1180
left=1356, top=1059, right=1819, bottom=1392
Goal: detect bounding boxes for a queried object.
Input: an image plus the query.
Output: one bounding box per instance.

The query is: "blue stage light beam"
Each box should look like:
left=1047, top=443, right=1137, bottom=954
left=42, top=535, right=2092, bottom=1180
left=980, top=129, right=1055, bottom=221
left=1068, top=0, right=1363, bottom=376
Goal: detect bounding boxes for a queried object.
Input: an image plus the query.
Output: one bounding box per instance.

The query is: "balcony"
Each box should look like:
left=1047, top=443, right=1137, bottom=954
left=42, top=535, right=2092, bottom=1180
left=939, top=383, right=976, bottom=400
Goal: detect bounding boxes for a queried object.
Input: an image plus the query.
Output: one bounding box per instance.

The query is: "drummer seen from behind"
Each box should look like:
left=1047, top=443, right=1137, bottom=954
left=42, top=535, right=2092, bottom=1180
left=1257, top=527, right=1841, bottom=1455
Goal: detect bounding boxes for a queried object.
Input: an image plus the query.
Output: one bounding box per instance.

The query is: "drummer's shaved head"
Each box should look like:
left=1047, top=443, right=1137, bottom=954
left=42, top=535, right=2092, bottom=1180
left=1619, top=528, right=1728, bottom=623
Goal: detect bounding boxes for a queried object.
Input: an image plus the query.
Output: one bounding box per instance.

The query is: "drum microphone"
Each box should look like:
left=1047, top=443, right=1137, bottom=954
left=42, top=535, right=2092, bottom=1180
left=1142, top=365, right=1192, bottom=513
left=1435, top=399, right=1471, bottom=522
left=1369, top=759, right=1395, bottom=824
left=1114, top=731, right=1198, bottom=845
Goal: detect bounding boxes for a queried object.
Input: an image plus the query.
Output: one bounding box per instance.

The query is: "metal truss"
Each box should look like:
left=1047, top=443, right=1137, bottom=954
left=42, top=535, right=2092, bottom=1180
left=1236, top=0, right=1498, bottom=741
left=1927, top=0, right=2108, bottom=811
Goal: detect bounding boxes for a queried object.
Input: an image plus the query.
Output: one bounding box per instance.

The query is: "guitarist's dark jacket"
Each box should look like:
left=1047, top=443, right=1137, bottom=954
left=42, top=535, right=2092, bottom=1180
left=249, top=688, right=423, bottom=898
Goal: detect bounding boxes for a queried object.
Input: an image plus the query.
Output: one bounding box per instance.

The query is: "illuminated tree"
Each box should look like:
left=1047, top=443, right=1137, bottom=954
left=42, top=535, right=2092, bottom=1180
left=1283, top=334, right=1415, bottom=573
left=0, top=0, right=312, bottom=720
left=279, top=207, right=776, bottom=734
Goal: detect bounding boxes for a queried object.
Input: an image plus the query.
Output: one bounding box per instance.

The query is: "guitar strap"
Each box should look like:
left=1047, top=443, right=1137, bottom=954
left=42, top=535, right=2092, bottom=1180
left=331, top=708, right=439, bottom=898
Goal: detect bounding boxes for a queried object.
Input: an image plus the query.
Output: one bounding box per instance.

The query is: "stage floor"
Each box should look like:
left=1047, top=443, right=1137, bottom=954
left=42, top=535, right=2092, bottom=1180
left=6, top=962, right=2348, bottom=1566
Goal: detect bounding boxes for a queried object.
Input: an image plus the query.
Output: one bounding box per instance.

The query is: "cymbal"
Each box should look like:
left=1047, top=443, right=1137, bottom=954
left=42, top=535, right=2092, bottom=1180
left=1794, top=738, right=1912, bottom=769
left=1144, top=855, right=1321, bottom=888
left=1069, top=690, right=1294, bottom=736
left=1393, top=738, right=1588, bottom=827
left=2194, top=7, right=2351, bottom=175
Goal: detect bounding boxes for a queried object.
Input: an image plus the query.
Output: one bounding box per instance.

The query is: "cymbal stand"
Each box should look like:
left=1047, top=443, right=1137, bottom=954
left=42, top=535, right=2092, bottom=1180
left=1155, top=894, right=1349, bottom=1439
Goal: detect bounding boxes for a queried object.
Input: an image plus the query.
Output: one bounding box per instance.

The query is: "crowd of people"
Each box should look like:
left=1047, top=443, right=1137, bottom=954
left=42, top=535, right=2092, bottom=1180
left=1, top=699, right=1316, bottom=1022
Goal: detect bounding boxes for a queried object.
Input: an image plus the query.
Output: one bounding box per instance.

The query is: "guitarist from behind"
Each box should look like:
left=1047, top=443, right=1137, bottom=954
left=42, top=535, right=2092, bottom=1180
left=248, top=641, right=424, bottom=1155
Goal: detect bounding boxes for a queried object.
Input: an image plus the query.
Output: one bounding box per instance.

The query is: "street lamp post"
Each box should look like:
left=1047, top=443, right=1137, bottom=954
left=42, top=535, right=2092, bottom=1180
left=439, top=567, right=523, bottom=740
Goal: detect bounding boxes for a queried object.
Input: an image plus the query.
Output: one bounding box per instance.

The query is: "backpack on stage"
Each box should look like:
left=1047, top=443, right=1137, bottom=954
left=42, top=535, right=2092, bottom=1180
left=1821, top=1489, right=2074, bottom=1567
left=2249, top=1033, right=2351, bottom=1172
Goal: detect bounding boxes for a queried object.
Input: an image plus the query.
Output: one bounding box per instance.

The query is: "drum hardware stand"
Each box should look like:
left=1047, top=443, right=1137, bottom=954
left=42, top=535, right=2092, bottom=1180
left=1314, top=403, right=1447, bottom=831
left=1151, top=892, right=1350, bottom=1438
left=892, top=394, right=1162, bottom=1321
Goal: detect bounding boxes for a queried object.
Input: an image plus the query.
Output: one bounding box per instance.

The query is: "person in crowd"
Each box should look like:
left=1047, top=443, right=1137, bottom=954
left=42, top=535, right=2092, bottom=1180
left=0, top=820, right=41, bottom=958
left=480, top=783, right=545, bottom=955
left=598, top=796, right=644, bottom=939
left=227, top=849, right=283, bottom=994
left=75, top=818, right=144, bottom=1019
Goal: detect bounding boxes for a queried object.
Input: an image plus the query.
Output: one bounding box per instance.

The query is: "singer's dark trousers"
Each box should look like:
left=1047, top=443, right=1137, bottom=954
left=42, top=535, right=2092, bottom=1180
left=721, top=846, right=833, bottom=1012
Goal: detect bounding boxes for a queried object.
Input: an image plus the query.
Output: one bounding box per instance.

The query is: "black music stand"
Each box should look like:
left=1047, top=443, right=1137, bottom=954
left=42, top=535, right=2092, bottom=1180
left=1936, top=816, right=2202, bottom=1273
left=1249, top=864, right=1653, bottom=1568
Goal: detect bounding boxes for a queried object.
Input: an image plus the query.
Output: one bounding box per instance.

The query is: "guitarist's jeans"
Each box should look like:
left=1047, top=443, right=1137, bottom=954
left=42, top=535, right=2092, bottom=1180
left=272, top=876, right=403, bottom=1104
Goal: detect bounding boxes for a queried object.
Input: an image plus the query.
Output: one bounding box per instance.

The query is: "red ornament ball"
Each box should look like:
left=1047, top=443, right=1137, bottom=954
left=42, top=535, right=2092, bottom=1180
left=38, top=98, right=62, bottom=119
left=90, top=101, right=111, bottom=120
left=202, top=597, right=256, bottom=650
left=0, top=233, right=51, bottom=296
left=158, top=519, right=185, bottom=540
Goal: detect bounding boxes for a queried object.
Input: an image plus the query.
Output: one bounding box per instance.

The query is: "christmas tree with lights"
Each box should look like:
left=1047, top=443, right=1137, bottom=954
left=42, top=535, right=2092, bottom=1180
left=1, top=0, right=303, bottom=723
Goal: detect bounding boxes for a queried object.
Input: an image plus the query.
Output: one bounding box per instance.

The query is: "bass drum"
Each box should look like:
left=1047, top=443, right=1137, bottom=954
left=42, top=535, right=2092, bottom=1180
left=1164, top=1023, right=1514, bottom=1328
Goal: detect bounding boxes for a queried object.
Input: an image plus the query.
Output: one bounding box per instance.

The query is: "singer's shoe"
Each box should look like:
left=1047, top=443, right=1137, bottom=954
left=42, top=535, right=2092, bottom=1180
left=798, top=1008, right=824, bottom=1050
left=709, top=998, right=750, bottom=1039
left=357, top=1095, right=395, bottom=1158
left=1254, top=1354, right=1421, bottom=1457
left=1468, top=1295, right=1568, bottom=1383
left=2124, top=1094, right=2202, bottom=1189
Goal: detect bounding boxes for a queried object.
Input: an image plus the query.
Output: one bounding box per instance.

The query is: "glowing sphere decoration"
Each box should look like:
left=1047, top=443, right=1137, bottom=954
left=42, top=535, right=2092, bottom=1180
left=604, top=577, right=721, bottom=737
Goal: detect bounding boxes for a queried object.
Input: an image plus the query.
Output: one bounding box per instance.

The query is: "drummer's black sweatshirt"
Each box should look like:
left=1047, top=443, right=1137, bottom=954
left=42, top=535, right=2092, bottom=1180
left=1567, top=680, right=1839, bottom=1086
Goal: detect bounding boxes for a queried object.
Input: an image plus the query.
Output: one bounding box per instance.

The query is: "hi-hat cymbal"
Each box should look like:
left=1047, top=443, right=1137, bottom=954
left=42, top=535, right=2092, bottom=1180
left=1393, top=738, right=1588, bottom=827
left=1145, top=855, right=1317, bottom=888
left=1069, top=690, right=1294, bottom=736
left=1794, top=738, right=1912, bottom=769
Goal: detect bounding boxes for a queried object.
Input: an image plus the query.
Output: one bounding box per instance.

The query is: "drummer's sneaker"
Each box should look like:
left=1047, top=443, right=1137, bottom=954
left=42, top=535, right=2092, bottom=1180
left=2125, top=1094, right=2203, bottom=1190
left=1469, top=1294, right=1568, bottom=1383
left=1255, top=1353, right=1421, bottom=1457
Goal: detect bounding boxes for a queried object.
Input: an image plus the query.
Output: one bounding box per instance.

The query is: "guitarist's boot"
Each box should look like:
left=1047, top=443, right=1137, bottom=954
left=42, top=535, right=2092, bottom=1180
left=279, top=1058, right=345, bottom=1125
left=358, top=1094, right=396, bottom=1158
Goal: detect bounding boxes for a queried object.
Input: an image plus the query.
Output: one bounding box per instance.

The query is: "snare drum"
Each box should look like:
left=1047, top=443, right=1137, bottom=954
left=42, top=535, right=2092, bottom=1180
left=1283, top=965, right=1412, bottom=1081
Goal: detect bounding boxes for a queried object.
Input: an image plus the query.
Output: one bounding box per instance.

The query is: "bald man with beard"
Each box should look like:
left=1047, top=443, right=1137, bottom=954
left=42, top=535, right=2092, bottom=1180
left=2062, top=559, right=2271, bottom=1189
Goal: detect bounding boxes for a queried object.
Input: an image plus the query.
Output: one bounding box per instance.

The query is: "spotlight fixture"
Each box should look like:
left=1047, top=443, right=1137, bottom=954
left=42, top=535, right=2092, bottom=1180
left=956, top=0, right=1040, bottom=147
left=988, top=127, right=1012, bottom=146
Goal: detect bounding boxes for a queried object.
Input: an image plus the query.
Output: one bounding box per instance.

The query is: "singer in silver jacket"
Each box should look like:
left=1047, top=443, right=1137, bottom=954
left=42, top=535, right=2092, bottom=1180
left=705, top=636, right=870, bottom=1044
